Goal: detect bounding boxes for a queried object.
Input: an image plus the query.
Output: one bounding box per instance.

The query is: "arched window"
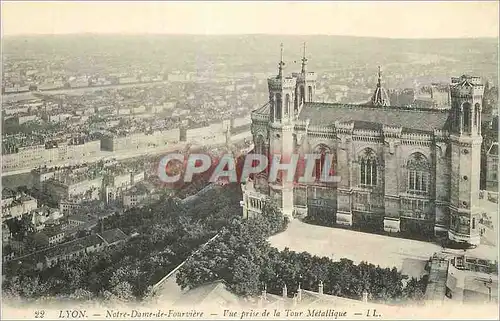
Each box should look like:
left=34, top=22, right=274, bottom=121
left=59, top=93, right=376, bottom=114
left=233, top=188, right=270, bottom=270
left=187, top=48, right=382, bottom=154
left=475, top=103, right=481, bottom=131
left=270, top=101, right=274, bottom=122
left=254, top=135, right=265, bottom=155
left=276, top=93, right=282, bottom=120
left=294, top=88, right=299, bottom=111
left=463, top=102, right=471, bottom=132
left=407, top=153, right=430, bottom=194
left=285, top=94, right=290, bottom=115
left=454, top=109, right=460, bottom=131
left=300, top=86, right=305, bottom=104
left=314, top=145, right=330, bottom=181
left=308, top=86, right=313, bottom=102
left=359, top=149, right=377, bottom=186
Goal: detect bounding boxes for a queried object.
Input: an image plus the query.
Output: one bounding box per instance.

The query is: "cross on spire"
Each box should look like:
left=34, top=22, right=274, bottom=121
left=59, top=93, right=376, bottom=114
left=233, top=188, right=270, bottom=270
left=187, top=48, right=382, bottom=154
left=301, top=42, right=308, bottom=74
left=278, top=43, right=285, bottom=78
left=377, top=66, right=382, bottom=87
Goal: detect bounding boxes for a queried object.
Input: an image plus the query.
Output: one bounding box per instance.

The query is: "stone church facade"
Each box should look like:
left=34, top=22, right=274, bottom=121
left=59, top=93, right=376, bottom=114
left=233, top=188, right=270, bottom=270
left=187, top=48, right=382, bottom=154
left=241, top=45, right=484, bottom=246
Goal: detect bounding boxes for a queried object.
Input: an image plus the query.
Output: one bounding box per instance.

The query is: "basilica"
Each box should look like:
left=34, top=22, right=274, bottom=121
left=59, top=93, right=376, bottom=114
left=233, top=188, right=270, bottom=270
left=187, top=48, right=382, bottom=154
left=241, top=44, right=484, bottom=246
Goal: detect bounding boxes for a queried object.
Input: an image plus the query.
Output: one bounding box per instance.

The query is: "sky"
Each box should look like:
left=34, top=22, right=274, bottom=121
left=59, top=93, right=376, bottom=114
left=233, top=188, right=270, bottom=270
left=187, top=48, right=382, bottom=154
left=1, top=1, right=499, bottom=38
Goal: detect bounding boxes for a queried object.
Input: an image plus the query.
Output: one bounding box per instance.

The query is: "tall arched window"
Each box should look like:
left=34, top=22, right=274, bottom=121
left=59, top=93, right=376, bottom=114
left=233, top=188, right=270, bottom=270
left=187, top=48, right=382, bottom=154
left=314, top=145, right=330, bottom=181
left=463, top=102, right=471, bottom=132
left=276, top=93, right=282, bottom=120
left=254, top=135, right=265, bottom=155
left=359, top=149, right=377, bottom=186
left=270, top=101, right=274, bottom=122
left=294, top=88, right=299, bottom=112
left=407, top=153, right=430, bottom=194
left=308, top=86, right=313, bottom=101
left=454, top=109, right=460, bottom=131
left=300, top=86, right=305, bottom=104
left=475, top=103, right=481, bottom=131
left=285, top=94, right=290, bottom=115
left=252, top=135, right=267, bottom=177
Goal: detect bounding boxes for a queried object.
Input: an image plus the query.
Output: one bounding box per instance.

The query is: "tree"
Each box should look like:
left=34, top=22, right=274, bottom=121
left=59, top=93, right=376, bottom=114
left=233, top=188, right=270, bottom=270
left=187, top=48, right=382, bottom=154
left=69, top=288, right=94, bottom=301
left=227, top=256, right=261, bottom=296
left=108, top=270, right=135, bottom=302
left=402, top=276, right=428, bottom=303
left=261, top=200, right=288, bottom=236
left=142, top=286, right=158, bottom=303
left=3, top=276, right=51, bottom=299
left=176, top=214, right=269, bottom=292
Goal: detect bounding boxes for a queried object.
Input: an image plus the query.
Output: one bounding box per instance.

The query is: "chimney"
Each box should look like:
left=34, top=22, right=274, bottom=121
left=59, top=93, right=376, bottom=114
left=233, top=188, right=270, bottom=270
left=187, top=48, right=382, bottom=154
left=297, top=283, right=302, bottom=302
left=318, top=281, right=324, bottom=295
left=282, top=284, right=288, bottom=298
left=362, top=290, right=368, bottom=303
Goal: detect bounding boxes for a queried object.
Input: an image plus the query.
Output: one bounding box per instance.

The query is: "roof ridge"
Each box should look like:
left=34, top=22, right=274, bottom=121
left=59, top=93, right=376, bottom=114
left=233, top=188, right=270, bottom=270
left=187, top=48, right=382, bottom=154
left=305, top=101, right=449, bottom=114
left=95, top=233, right=107, bottom=243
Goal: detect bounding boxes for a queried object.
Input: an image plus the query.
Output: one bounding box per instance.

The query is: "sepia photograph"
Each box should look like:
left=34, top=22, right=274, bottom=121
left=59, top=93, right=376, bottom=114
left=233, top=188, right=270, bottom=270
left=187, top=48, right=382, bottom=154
left=1, top=1, right=499, bottom=319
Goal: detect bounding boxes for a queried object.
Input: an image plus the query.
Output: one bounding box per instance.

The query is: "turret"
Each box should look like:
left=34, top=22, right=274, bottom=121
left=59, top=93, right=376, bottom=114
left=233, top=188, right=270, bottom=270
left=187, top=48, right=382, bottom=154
left=450, top=75, right=484, bottom=136
left=268, top=43, right=296, bottom=124
left=294, top=42, right=316, bottom=112
left=448, top=75, right=484, bottom=246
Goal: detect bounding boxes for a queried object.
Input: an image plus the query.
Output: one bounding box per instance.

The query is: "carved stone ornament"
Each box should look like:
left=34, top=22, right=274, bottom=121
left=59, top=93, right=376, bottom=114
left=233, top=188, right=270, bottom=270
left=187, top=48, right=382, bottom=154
left=435, top=142, right=446, bottom=158
left=337, top=136, right=348, bottom=150
left=295, top=133, right=305, bottom=147
left=384, top=140, right=396, bottom=155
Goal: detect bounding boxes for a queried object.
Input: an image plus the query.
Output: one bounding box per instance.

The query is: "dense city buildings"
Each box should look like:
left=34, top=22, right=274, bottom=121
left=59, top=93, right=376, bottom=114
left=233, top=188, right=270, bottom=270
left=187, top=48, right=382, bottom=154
left=1, top=189, right=38, bottom=221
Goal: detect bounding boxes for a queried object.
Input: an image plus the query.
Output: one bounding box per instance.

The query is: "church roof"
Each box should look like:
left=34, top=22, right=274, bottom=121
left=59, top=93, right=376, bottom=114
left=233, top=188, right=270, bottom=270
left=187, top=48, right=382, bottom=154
left=254, top=102, right=270, bottom=115
left=299, top=102, right=450, bottom=133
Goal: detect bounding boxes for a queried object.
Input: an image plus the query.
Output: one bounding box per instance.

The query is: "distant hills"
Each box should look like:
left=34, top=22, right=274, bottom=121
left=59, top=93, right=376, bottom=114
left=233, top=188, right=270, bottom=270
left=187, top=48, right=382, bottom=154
left=2, top=34, right=498, bottom=83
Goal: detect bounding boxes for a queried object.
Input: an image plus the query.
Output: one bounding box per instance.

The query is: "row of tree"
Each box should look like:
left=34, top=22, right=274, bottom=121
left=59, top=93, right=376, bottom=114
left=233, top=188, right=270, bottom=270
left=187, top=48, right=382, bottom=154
left=176, top=201, right=428, bottom=304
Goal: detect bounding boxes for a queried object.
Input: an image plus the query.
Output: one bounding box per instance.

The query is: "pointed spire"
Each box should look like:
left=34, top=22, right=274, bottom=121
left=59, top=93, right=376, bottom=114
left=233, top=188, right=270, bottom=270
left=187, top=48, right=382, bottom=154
left=370, top=65, right=390, bottom=107
left=301, top=42, right=308, bottom=74
left=278, top=43, right=285, bottom=78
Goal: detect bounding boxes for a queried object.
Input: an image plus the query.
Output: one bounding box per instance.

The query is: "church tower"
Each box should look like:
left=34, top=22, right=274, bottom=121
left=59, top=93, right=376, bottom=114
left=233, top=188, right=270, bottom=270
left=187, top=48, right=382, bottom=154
left=268, top=44, right=296, bottom=220
left=448, top=75, right=484, bottom=246
left=294, top=43, right=317, bottom=112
